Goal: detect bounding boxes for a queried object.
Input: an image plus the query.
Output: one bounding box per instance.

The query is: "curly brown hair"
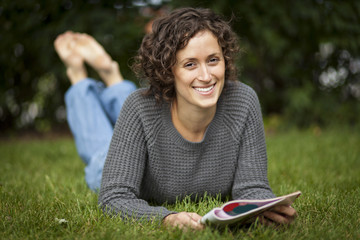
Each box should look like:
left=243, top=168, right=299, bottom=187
left=132, top=7, right=240, bottom=103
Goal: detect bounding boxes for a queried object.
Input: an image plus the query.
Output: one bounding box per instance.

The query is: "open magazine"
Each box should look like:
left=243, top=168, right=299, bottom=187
left=200, top=191, right=301, bottom=226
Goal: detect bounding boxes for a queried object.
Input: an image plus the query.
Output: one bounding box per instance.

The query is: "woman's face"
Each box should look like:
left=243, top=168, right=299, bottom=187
left=172, top=30, right=225, bottom=110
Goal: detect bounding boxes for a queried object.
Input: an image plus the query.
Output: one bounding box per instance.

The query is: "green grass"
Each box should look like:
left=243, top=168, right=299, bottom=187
left=1, top=128, right=359, bottom=239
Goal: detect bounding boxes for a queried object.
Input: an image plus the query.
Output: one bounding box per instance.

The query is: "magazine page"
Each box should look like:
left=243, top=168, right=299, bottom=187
left=200, top=191, right=301, bottom=226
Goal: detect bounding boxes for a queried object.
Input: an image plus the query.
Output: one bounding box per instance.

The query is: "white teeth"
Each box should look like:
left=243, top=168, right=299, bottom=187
left=194, top=85, right=214, bottom=92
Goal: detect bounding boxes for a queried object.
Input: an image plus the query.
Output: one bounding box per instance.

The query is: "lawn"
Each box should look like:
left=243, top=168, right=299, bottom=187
left=1, top=128, right=359, bottom=239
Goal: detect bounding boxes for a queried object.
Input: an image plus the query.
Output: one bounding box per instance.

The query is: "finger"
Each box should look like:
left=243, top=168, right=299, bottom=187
left=187, top=212, right=203, bottom=222
left=258, top=215, right=274, bottom=227
left=263, top=211, right=291, bottom=225
left=173, top=213, right=201, bottom=230
left=272, top=205, right=297, bottom=218
left=188, top=218, right=205, bottom=230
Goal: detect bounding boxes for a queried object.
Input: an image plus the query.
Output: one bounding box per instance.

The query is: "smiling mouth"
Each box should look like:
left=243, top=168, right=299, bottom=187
left=193, top=83, right=216, bottom=93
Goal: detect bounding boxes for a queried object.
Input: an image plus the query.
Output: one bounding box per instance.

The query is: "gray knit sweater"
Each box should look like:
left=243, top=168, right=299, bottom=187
left=98, top=81, right=275, bottom=221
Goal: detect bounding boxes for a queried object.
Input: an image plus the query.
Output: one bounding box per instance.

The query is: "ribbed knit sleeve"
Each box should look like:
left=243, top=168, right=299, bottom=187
left=98, top=90, right=174, bottom=222
left=229, top=83, right=275, bottom=200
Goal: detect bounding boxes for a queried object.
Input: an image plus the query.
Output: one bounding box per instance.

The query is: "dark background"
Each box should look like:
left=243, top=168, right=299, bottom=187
left=1, top=0, right=360, bottom=135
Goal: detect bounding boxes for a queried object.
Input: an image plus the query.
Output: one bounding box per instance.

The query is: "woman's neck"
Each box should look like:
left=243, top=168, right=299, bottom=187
left=171, top=100, right=216, bottom=142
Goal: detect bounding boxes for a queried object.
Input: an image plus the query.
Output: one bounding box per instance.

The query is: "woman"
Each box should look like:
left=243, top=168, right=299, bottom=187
left=55, top=8, right=296, bottom=230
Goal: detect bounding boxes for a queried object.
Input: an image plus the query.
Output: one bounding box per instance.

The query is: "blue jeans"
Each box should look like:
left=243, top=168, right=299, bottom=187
left=65, top=78, right=137, bottom=191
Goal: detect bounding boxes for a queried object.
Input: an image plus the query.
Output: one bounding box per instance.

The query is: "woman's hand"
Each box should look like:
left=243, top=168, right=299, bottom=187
left=259, top=205, right=297, bottom=226
left=163, top=212, right=205, bottom=230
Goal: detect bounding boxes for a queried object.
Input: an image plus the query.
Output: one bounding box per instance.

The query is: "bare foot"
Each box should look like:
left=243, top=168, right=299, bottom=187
left=98, top=61, right=124, bottom=87
left=54, top=31, right=87, bottom=85
left=74, top=33, right=123, bottom=86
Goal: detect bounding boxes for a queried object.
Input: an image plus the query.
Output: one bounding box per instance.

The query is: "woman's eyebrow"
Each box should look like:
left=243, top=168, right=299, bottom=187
left=178, top=57, right=196, bottom=64
left=178, top=52, right=222, bottom=64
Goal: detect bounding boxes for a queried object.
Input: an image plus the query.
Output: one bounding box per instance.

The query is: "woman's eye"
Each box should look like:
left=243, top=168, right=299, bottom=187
left=184, top=62, right=195, bottom=68
left=209, top=57, right=219, bottom=63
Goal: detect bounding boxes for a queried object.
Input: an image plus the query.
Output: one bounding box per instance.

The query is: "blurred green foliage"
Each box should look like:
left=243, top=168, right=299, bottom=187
left=1, top=0, right=360, bottom=133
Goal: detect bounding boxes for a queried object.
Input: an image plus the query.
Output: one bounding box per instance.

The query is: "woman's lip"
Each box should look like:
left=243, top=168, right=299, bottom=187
left=193, top=83, right=216, bottom=89
left=193, top=83, right=216, bottom=94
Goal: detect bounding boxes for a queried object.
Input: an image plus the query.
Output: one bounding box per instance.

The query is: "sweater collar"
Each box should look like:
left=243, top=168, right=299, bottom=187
left=162, top=94, right=225, bottom=149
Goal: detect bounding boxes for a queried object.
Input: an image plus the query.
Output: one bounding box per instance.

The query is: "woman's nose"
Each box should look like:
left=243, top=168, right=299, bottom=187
left=197, top=65, right=211, bottom=82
